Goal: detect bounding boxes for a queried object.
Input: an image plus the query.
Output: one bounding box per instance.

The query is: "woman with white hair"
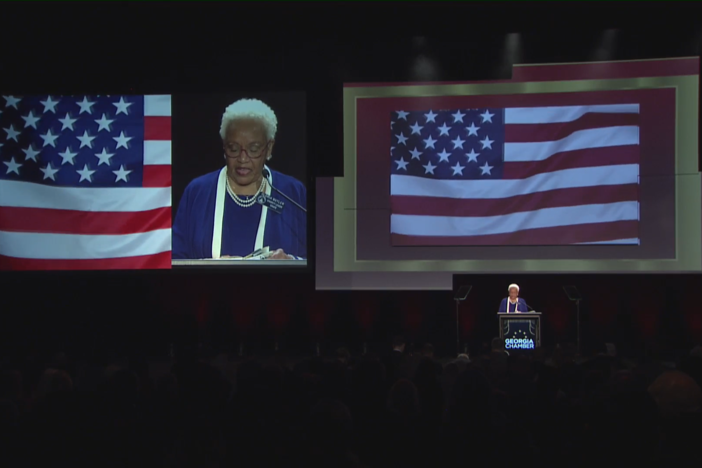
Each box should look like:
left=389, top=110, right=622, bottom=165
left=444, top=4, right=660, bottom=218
left=172, top=98, right=306, bottom=260
left=498, top=284, right=529, bottom=313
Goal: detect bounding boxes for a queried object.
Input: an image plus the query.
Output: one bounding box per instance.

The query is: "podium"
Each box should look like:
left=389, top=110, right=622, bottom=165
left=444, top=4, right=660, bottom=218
left=497, top=312, right=541, bottom=350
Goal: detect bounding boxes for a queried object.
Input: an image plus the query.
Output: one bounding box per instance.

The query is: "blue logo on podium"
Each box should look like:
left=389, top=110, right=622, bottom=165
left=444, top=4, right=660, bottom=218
left=505, top=338, right=534, bottom=349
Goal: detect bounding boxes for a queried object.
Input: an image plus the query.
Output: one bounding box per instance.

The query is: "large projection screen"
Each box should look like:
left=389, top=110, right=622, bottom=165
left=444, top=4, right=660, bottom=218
left=316, top=57, right=701, bottom=290
left=0, top=92, right=308, bottom=270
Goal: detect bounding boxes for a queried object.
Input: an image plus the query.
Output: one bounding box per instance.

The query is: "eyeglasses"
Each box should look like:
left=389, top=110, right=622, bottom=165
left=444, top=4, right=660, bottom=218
left=224, top=141, right=271, bottom=160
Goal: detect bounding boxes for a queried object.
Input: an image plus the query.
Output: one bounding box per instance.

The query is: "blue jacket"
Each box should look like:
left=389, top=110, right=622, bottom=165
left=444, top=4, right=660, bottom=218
left=172, top=168, right=306, bottom=259
left=498, top=297, right=529, bottom=313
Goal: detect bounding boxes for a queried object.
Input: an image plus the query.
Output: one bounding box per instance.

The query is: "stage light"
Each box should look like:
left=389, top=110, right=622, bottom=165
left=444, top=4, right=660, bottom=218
left=411, top=54, right=441, bottom=81
left=499, top=32, right=523, bottom=78
left=408, top=36, right=441, bottom=81
left=505, top=33, right=521, bottom=56
left=592, top=28, right=618, bottom=61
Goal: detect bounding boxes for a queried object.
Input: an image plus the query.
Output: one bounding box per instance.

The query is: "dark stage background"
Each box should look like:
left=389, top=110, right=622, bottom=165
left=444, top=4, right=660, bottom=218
left=1, top=2, right=702, bottom=359
left=1, top=273, right=702, bottom=360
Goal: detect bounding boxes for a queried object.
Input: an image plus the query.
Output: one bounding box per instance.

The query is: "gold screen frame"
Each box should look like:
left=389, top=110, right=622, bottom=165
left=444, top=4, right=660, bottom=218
left=334, top=65, right=701, bottom=273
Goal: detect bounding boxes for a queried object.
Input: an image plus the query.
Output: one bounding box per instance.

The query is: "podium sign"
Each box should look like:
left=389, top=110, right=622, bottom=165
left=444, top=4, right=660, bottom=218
left=497, top=312, right=541, bottom=350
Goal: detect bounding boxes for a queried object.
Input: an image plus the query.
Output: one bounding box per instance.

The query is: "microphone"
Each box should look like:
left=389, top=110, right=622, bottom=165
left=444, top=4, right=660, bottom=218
left=263, top=168, right=307, bottom=213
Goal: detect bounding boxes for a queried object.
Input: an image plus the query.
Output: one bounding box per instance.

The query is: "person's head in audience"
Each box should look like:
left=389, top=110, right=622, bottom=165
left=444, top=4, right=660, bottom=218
left=156, top=373, right=179, bottom=399
left=649, top=367, right=702, bottom=465
left=678, top=354, right=702, bottom=391
left=103, top=368, right=141, bottom=407
left=415, top=357, right=441, bottom=383
left=585, top=389, right=660, bottom=464
left=335, top=347, right=351, bottom=365
left=421, top=343, right=435, bottom=359
left=531, top=347, right=545, bottom=363
left=261, top=363, right=285, bottom=391
left=536, top=364, right=560, bottom=402
left=392, top=336, right=406, bottom=353
left=0, top=370, right=22, bottom=402
left=447, top=367, right=492, bottom=430
left=610, top=370, right=637, bottom=393
left=180, top=413, right=224, bottom=468
left=0, top=398, right=19, bottom=428
left=553, top=342, right=577, bottom=366
left=48, top=352, right=70, bottom=372
left=354, top=358, right=386, bottom=386
left=648, top=370, right=702, bottom=419
left=586, top=341, right=606, bottom=357
left=388, top=379, right=420, bottom=418
left=605, top=342, right=617, bottom=357
left=491, top=337, right=506, bottom=354
left=510, top=354, right=532, bottom=379
left=443, top=362, right=459, bottom=378
left=35, top=369, right=72, bottom=400
left=308, top=398, right=355, bottom=458
left=450, top=354, right=470, bottom=374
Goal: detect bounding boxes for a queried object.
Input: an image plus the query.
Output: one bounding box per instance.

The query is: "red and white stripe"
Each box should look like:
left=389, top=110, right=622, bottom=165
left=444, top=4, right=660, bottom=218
left=0, top=95, right=172, bottom=270
left=391, top=104, right=640, bottom=245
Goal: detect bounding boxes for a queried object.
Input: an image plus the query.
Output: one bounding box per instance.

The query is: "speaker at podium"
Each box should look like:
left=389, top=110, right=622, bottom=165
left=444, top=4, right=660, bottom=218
left=497, top=312, right=542, bottom=350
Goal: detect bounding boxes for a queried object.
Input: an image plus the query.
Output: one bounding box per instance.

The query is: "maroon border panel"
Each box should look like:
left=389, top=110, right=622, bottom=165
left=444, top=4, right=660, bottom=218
left=512, top=58, right=699, bottom=82
left=355, top=87, right=676, bottom=261
left=344, top=58, right=699, bottom=87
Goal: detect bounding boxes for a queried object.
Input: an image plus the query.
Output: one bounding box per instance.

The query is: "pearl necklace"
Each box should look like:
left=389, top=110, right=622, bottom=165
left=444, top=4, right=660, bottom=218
left=508, top=298, right=518, bottom=311
left=226, top=176, right=266, bottom=208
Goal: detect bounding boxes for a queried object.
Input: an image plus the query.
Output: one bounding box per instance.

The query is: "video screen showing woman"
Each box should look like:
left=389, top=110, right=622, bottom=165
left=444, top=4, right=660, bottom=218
left=171, top=93, right=307, bottom=264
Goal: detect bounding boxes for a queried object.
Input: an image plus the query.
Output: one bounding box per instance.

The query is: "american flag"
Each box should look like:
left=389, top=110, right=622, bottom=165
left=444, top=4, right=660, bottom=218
left=390, top=105, right=640, bottom=245
left=0, top=94, right=172, bottom=270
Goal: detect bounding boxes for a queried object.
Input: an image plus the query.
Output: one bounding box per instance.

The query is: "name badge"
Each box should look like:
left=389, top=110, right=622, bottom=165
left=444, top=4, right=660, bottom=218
left=256, top=193, right=285, bottom=214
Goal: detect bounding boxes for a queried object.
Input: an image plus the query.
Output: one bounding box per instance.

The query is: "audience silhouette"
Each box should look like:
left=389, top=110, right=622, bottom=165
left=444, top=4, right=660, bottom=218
left=1, top=340, right=701, bottom=467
